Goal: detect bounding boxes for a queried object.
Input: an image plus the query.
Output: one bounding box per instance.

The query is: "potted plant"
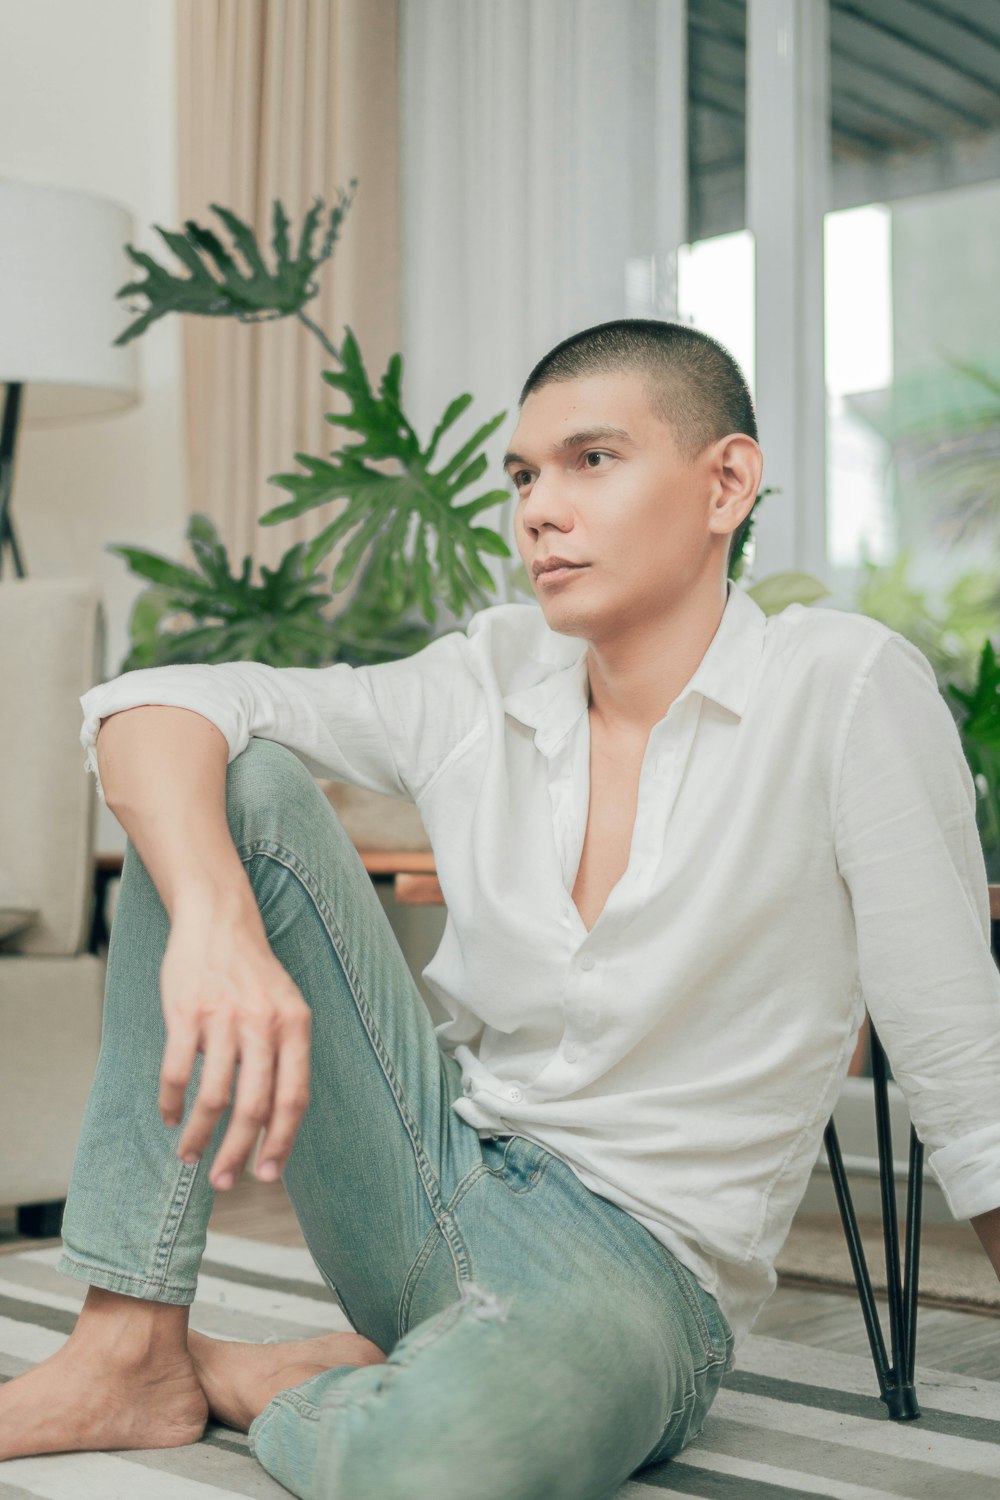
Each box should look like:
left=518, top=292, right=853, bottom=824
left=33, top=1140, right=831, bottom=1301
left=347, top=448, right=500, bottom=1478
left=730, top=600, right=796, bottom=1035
left=108, top=192, right=998, bottom=892
left=110, top=191, right=522, bottom=675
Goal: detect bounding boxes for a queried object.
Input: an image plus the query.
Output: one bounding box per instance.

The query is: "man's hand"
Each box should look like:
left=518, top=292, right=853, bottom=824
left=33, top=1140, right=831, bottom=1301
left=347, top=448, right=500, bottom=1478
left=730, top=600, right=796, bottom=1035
left=93, top=706, right=313, bottom=1191
left=158, top=898, right=312, bottom=1190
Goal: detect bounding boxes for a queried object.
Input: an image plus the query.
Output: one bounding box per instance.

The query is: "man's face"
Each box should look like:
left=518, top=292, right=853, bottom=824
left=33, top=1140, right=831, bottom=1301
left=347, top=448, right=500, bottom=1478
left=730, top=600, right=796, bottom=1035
left=505, top=369, right=726, bottom=644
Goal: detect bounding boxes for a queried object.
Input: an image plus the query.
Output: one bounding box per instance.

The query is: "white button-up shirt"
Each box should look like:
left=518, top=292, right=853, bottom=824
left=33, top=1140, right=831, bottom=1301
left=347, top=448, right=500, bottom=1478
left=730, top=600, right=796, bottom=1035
left=79, top=578, right=1000, bottom=1349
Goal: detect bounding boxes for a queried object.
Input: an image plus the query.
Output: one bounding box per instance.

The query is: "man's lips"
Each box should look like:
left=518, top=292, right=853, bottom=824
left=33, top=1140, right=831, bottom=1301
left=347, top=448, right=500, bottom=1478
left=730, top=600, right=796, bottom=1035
left=532, top=559, right=588, bottom=580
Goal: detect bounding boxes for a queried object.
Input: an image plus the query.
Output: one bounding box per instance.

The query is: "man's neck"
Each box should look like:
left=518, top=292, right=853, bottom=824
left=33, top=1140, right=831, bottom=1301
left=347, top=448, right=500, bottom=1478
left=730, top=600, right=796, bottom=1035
left=586, top=581, right=729, bottom=738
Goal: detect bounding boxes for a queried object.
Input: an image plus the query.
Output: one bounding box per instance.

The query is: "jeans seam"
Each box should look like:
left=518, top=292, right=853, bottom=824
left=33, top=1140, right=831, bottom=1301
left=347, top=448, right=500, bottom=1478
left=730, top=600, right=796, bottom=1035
left=237, top=840, right=474, bottom=1290
left=645, top=1349, right=729, bottom=1465
left=150, top=1157, right=202, bottom=1287
left=480, top=1137, right=552, bottom=1195
left=665, top=1255, right=717, bottom=1359
left=398, top=1163, right=492, bottom=1338
left=397, top=1220, right=443, bottom=1339
left=446, top=1162, right=490, bottom=1211
left=61, top=1155, right=202, bottom=1301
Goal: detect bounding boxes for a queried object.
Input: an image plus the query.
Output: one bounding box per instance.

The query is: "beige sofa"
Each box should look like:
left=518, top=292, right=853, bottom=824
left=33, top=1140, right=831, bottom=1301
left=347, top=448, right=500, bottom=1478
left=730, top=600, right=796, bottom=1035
left=0, top=579, right=106, bottom=1235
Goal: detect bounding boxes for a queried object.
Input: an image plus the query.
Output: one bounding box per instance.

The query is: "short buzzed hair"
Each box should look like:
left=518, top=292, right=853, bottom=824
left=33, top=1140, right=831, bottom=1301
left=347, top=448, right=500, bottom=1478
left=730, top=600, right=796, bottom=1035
left=519, top=318, right=758, bottom=567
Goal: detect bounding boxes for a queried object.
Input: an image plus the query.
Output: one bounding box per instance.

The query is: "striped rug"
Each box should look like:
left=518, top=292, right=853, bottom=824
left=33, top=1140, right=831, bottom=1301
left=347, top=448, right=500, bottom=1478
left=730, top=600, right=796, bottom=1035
left=0, top=1231, right=998, bottom=1499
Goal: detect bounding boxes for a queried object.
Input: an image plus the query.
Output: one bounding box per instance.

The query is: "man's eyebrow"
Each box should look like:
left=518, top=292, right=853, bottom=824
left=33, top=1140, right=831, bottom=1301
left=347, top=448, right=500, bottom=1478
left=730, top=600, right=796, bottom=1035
left=501, top=426, right=634, bottom=474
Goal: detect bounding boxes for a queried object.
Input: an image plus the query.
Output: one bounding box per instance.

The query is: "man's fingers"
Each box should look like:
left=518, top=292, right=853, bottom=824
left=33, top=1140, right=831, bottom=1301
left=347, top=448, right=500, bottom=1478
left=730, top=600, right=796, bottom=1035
left=255, top=1014, right=312, bottom=1179
left=159, top=1023, right=199, bottom=1127
left=176, top=1021, right=238, bottom=1162
left=209, top=1031, right=277, bottom=1189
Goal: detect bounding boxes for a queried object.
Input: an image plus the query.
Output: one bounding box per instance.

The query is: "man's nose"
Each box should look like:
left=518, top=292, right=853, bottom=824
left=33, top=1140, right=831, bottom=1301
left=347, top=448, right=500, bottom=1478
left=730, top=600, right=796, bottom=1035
left=520, top=471, right=571, bottom=532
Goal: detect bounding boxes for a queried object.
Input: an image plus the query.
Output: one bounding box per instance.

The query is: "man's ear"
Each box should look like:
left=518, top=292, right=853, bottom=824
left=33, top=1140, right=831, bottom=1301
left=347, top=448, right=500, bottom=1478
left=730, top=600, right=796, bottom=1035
left=709, top=433, right=762, bottom=537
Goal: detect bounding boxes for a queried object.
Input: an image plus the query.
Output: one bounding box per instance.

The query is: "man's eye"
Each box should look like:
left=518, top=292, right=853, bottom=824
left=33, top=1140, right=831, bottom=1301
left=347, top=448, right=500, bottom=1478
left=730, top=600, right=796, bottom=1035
left=583, top=450, right=613, bottom=469
left=513, top=470, right=533, bottom=488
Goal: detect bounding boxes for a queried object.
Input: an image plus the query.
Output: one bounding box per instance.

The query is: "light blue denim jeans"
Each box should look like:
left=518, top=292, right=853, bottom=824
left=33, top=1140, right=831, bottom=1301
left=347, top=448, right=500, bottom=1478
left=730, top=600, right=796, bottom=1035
left=58, top=738, right=733, bottom=1500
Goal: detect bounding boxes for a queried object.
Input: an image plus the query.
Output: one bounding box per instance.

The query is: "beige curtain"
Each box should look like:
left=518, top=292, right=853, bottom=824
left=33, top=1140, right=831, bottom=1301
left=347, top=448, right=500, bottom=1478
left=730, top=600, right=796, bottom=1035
left=175, top=0, right=400, bottom=574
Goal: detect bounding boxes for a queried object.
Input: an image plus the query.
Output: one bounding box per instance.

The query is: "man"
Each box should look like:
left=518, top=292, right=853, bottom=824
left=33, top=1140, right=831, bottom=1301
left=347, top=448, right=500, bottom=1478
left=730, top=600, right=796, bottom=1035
left=3, top=319, right=999, bottom=1500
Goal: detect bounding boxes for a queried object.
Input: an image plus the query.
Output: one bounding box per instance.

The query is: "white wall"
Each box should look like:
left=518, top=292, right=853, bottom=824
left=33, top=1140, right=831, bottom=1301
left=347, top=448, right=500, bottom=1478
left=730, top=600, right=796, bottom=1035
left=0, top=0, right=186, bottom=849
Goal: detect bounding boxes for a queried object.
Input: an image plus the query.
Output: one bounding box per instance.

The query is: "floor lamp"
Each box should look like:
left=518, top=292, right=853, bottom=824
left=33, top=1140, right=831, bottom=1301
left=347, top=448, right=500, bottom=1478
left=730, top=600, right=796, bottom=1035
left=0, top=181, right=139, bottom=578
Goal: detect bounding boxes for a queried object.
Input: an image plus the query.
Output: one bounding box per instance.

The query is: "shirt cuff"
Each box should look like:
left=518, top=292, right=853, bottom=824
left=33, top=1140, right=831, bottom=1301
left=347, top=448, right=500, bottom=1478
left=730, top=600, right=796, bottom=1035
left=927, top=1123, right=1000, bottom=1220
left=80, top=678, right=247, bottom=803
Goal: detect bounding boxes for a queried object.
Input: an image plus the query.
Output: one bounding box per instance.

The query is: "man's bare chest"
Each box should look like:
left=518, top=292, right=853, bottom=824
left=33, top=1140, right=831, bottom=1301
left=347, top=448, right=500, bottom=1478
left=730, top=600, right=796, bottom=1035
left=570, top=728, right=646, bottom=933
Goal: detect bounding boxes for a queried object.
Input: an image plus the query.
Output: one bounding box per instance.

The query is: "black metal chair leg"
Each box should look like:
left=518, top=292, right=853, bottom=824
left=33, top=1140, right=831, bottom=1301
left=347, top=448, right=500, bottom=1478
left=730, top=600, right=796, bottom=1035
left=16, top=1199, right=65, bottom=1238
left=823, top=1021, right=922, bottom=1420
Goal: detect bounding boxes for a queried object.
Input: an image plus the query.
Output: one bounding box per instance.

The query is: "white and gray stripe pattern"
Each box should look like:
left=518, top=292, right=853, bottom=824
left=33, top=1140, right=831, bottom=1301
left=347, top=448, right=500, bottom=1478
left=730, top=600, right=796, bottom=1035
left=0, top=1234, right=997, bottom=1499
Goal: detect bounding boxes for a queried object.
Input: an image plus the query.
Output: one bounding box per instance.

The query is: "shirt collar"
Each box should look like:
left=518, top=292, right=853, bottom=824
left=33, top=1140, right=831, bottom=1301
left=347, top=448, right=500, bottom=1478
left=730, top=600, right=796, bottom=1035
left=503, top=579, right=768, bottom=757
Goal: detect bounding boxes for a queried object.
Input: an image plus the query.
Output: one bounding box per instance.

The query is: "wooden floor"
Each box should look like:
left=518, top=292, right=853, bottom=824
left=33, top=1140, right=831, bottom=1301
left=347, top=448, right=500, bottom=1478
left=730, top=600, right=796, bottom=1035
left=4, top=1172, right=999, bottom=1381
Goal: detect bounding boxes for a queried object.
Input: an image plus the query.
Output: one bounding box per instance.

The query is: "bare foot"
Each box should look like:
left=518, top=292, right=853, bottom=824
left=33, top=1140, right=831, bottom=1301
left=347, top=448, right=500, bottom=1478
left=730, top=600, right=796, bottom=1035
left=188, top=1327, right=388, bottom=1433
left=0, top=1312, right=207, bottom=1462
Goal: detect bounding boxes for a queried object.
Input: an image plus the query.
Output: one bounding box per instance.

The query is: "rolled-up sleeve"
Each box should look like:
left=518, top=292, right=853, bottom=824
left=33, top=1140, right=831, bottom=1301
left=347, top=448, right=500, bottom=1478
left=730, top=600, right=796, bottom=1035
left=80, top=626, right=483, bottom=806
left=833, top=631, right=1000, bottom=1221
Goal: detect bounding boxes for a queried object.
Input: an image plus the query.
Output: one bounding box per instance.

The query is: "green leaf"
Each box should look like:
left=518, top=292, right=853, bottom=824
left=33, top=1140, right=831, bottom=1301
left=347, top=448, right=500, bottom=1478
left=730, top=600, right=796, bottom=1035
left=470, top=526, right=511, bottom=558
left=107, top=544, right=214, bottom=595
left=949, top=639, right=1000, bottom=749
left=412, top=524, right=437, bottom=623
left=425, top=393, right=473, bottom=463
left=330, top=508, right=391, bottom=590
left=435, top=411, right=508, bottom=484
left=209, top=204, right=274, bottom=282
left=300, top=512, right=360, bottom=573
left=112, top=515, right=340, bottom=671
left=267, top=346, right=513, bottom=625
left=113, top=194, right=354, bottom=344
left=271, top=199, right=291, bottom=269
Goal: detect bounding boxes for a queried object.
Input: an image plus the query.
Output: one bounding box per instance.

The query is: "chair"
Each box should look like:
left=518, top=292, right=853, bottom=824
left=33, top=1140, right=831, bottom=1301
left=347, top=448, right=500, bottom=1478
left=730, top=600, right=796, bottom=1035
left=823, top=1023, right=923, bottom=1421
left=824, top=896, right=1000, bottom=1422
left=0, top=579, right=106, bottom=1237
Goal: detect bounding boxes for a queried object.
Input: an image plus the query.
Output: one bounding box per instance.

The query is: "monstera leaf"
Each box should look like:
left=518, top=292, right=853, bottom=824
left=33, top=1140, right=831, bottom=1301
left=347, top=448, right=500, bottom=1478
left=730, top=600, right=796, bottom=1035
left=112, top=515, right=344, bottom=669
left=114, top=191, right=355, bottom=346
left=262, top=329, right=512, bottom=623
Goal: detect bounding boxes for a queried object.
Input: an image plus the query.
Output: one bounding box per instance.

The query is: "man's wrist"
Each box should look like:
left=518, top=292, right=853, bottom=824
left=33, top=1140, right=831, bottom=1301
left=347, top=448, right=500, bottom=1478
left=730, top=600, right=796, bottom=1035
left=168, top=866, right=263, bottom=931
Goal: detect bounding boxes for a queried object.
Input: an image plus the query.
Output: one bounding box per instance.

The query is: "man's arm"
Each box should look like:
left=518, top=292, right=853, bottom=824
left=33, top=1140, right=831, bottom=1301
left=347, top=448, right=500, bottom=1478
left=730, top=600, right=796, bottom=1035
left=971, top=1206, right=1000, bottom=1279
left=96, top=705, right=312, bottom=1190
left=80, top=632, right=479, bottom=807
left=833, top=634, right=1000, bottom=1253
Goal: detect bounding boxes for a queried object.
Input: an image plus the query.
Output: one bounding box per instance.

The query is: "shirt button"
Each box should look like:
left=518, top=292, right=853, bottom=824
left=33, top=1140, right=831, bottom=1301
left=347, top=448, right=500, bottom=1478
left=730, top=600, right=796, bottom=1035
left=580, top=955, right=595, bottom=971
left=564, top=1044, right=579, bottom=1063
left=508, top=1086, right=522, bottom=1102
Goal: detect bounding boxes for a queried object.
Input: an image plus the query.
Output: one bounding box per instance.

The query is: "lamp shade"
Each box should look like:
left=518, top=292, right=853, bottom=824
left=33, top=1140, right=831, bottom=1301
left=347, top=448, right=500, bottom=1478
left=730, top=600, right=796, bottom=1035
left=0, top=180, right=140, bottom=423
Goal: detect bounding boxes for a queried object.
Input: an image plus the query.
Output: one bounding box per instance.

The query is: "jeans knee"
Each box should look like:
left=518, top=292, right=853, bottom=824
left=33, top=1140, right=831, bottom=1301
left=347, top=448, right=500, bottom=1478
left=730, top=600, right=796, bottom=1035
left=225, top=737, right=321, bottom=848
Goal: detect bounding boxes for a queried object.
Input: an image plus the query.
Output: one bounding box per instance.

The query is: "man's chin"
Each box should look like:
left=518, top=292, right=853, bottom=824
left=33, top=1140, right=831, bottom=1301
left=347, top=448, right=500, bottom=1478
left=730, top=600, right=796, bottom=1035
left=535, top=598, right=592, bottom=639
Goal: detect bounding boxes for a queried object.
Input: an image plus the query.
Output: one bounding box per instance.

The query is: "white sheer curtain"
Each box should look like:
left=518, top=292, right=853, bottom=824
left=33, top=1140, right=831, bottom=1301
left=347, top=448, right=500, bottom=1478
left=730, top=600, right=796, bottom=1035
left=400, top=0, right=686, bottom=595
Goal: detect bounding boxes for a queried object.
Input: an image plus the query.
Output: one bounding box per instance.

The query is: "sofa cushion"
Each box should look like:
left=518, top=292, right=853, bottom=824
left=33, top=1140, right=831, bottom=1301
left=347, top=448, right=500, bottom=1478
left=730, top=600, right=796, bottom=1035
left=0, top=865, right=38, bottom=941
